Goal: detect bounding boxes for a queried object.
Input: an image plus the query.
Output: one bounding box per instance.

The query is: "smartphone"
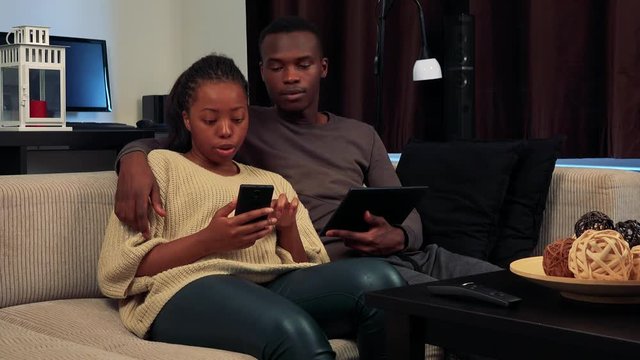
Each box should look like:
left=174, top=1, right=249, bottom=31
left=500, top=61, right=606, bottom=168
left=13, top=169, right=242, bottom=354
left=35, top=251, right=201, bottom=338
left=235, top=184, right=274, bottom=223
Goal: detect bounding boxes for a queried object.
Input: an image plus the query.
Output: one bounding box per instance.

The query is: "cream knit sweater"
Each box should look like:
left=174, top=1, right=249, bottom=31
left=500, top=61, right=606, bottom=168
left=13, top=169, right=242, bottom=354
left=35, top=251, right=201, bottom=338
left=98, top=150, right=330, bottom=338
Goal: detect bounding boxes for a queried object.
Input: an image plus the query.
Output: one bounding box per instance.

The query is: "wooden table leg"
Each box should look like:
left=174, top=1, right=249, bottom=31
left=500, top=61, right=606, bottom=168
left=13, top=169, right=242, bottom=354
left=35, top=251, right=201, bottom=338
left=385, top=312, right=426, bottom=360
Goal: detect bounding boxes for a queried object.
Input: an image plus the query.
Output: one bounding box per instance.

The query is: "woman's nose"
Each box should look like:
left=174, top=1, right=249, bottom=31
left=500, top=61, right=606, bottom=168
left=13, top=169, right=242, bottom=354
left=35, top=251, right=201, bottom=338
left=218, top=119, right=232, bottom=137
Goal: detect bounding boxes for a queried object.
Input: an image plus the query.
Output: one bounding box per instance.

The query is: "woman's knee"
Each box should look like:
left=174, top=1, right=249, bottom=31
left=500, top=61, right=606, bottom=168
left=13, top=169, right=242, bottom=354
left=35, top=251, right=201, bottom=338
left=263, top=311, right=334, bottom=360
left=337, top=258, right=406, bottom=291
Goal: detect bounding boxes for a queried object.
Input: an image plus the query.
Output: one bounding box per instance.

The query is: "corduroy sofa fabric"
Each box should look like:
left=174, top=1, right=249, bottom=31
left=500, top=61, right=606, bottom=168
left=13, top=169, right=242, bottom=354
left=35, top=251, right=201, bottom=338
left=535, top=167, right=640, bottom=256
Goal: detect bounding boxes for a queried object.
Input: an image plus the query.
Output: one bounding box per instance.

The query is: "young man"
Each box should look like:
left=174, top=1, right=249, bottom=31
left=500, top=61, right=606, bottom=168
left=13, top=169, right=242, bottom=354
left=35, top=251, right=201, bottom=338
left=116, top=16, right=499, bottom=284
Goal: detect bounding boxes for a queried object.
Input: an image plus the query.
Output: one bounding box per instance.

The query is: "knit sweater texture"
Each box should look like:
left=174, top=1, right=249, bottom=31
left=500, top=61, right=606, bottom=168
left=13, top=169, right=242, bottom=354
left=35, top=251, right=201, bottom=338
left=98, top=150, right=329, bottom=338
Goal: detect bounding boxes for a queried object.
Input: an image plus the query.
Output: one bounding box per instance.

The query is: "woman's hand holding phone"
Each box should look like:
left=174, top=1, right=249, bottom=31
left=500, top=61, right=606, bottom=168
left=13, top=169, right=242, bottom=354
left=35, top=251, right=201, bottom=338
left=202, top=200, right=275, bottom=253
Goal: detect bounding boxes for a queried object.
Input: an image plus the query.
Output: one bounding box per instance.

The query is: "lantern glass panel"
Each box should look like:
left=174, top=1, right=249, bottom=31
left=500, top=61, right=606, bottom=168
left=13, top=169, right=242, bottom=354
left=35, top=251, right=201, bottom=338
left=1, top=67, right=19, bottom=121
left=28, top=68, right=61, bottom=118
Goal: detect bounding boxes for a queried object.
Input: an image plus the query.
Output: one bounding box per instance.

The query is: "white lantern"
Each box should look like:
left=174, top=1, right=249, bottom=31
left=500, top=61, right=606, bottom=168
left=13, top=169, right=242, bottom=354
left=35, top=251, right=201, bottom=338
left=0, top=25, right=70, bottom=131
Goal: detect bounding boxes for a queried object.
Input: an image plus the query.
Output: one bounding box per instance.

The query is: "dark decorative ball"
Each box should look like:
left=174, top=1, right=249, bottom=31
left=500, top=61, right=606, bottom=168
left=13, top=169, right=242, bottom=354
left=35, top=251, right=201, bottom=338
left=574, top=211, right=614, bottom=238
left=615, top=220, right=640, bottom=247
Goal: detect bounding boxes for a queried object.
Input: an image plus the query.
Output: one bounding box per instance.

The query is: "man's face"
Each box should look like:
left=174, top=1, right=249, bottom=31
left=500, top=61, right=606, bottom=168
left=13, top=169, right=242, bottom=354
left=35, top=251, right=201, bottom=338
left=259, top=31, right=328, bottom=113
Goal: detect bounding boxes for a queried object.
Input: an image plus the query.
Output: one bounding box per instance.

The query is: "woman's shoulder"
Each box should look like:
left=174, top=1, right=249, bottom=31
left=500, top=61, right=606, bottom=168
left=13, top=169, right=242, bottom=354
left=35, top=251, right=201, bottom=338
left=148, top=150, right=189, bottom=173
left=149, top=149, right=187, bottom=163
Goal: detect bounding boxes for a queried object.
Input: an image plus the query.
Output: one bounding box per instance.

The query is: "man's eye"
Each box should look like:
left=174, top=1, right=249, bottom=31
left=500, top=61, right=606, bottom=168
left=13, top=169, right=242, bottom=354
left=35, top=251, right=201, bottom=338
left=298, top=63, right=311, bottom=69
left=269, top=66, right=283, bottom=71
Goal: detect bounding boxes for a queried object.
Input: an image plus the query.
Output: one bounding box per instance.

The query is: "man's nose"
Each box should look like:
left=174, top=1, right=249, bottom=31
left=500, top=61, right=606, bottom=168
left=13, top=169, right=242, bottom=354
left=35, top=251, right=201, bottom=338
left=283, top=66, right=300, bottom=83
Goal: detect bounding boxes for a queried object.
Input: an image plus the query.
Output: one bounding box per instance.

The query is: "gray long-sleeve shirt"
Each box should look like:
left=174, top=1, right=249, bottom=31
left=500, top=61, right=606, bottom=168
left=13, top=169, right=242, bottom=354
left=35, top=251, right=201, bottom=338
left=118, top=106, right=423, bottom=260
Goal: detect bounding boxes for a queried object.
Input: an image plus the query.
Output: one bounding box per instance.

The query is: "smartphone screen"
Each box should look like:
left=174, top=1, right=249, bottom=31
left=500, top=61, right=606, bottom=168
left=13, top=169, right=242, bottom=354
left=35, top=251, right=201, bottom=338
left=235, top=184, right=274, bottom=223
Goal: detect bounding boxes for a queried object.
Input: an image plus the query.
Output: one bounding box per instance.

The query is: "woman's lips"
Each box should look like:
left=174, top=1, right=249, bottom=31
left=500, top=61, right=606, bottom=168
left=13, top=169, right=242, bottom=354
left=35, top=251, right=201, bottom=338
left=216, top=145, right=236, bottom=157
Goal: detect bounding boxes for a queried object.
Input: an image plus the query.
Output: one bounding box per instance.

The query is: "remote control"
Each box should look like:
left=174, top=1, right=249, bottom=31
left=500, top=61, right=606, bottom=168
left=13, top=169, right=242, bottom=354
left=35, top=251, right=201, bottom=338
left=426, top=282, right=522, bottom=307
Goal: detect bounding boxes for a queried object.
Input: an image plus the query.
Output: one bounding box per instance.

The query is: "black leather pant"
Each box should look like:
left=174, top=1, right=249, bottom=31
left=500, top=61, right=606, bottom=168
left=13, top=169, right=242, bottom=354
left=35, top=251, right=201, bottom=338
left=149, top=258, right=405, bottom=360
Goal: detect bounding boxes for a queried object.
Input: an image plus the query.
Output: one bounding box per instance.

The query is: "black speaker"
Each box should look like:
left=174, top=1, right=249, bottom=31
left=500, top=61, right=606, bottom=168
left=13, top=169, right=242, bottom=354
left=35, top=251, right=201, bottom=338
left=443, top=13, right=475, bottom=140
left=142, top=95, right=168, bottom=124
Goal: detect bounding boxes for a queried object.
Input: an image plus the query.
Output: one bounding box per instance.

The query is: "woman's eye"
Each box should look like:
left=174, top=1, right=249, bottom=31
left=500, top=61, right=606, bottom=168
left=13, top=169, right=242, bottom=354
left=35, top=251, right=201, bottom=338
left=205, top=119, right=216, bottom=125
left=232, top=118, right=244, bottom=124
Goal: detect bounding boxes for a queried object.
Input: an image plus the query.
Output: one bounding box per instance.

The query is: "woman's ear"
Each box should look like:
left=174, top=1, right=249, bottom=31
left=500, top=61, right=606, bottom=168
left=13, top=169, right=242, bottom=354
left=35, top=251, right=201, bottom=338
left=182, top=111, right=191, bottom=132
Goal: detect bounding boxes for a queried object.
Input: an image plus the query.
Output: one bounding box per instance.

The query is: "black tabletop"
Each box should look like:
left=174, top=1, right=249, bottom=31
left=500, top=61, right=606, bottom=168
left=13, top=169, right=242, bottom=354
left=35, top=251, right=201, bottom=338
left=0, top=129, right=155, bottom=149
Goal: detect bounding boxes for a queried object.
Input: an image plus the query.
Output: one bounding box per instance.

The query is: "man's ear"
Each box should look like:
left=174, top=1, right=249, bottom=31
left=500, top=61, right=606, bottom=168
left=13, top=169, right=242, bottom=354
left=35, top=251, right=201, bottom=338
left=182, top=111, right=191, bottom=132
left=259, top=61, right=265, bottom=82
left=321, top=58, right=328, bottom=79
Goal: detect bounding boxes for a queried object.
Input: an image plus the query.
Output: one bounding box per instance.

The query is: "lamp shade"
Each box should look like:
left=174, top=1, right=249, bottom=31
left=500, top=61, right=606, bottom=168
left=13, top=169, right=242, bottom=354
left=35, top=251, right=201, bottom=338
left=413, top=58, right=442, bottom=81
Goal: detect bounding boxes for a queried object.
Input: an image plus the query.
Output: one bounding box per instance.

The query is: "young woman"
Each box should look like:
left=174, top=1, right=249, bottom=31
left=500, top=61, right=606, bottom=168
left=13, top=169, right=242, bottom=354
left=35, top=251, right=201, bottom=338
left=98, top=54, right=404, bottom=360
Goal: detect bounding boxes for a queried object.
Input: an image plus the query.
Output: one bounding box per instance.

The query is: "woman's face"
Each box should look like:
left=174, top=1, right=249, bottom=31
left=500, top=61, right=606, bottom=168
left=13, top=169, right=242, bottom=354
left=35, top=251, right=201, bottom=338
left=183, top=81, right=248, bottom=174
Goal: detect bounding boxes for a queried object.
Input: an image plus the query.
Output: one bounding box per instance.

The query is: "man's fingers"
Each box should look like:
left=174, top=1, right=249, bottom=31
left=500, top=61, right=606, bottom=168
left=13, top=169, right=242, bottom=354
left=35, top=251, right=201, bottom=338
left=114, top=198, right=130, bottom=224
left=114, top=185, right=134, bottom=225
left=150, top=182, right=166, bottom=217
left=326, top=229, right=367, bottom=242
left=134, top=195, right=150, bottom=235
left=343, top=238, right=377, bottom=254
left=364, top=210, right=387, bottom=226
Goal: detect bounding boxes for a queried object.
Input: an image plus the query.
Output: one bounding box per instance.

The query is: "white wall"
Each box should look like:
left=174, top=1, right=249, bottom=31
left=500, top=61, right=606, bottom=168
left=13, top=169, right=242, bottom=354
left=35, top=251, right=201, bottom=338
left=0, top=0, right=247, bottom=125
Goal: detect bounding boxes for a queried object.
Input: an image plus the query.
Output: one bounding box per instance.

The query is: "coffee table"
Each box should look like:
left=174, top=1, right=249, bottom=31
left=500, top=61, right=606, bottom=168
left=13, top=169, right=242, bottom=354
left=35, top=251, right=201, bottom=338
left=366, top=270, right=640, bottom=360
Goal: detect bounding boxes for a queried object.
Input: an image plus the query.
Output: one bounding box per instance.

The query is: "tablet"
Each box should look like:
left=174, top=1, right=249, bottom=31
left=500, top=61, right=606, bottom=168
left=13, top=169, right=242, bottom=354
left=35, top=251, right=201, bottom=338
left=319, top=186, right=429, bottom=236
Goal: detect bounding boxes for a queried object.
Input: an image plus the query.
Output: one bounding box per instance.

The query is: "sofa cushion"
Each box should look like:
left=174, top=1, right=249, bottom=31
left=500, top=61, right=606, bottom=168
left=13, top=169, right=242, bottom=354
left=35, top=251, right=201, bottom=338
left=396, top=140, right=520, bottom=260
left=0, top=319, right=135, bottom=360
left=0, top=171, right=117, bottom=308
left=489, top=137, right=562, bottom=267
left=0, top=298, right=256, bottom=359
left=0, top=298, right=358, bottom=360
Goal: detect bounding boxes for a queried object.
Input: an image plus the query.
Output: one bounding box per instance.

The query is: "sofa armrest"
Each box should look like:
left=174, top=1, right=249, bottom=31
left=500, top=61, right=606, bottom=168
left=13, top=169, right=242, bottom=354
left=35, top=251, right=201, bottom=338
left=534, top=167, right=640, bottom=256
left=0, top=171, right=117, bottom=308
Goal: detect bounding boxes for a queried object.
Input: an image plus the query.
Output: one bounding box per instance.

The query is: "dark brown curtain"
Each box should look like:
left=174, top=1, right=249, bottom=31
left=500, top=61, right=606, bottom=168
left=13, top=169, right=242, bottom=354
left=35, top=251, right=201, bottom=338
left=246, top=0, right=640, bottom=157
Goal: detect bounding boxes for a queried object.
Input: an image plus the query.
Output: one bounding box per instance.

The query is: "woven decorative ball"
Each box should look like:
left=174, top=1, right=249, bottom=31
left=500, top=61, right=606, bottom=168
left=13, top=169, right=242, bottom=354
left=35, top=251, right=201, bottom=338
left=568, top=229, right=632, bottom=280
left=631, top=246, right=640, bottom=281
left=574, top=211, right=614, bottom=238
left=543, top=238, right=575, bottom=277
left=615, top=220, right=640, bottom=247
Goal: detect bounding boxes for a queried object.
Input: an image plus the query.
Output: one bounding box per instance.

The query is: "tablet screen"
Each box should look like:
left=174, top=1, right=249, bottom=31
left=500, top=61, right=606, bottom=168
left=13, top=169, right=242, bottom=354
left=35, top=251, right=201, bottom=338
left=319, top=186, right=429, bottom=235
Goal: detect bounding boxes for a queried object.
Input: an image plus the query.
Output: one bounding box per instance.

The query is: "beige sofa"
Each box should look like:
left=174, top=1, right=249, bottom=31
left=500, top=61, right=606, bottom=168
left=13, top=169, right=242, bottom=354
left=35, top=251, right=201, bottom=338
left=1, top=167, right=640, bottom=359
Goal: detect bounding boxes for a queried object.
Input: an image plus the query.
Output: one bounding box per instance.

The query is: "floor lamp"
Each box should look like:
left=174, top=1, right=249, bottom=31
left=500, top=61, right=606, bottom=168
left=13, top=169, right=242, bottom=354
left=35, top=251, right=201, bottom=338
left=374, top=0, right=442, bottom=133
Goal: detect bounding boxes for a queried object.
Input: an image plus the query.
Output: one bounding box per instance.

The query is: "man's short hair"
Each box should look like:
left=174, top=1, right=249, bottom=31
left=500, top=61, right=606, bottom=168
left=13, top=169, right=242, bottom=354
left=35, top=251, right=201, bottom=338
left=259, top=16, right=324, bottom=57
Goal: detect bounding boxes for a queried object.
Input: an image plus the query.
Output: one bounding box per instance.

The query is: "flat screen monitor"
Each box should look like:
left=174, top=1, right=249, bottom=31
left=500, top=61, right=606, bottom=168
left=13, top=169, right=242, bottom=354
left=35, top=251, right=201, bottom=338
left=1, top=32, right=112, bottom=112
